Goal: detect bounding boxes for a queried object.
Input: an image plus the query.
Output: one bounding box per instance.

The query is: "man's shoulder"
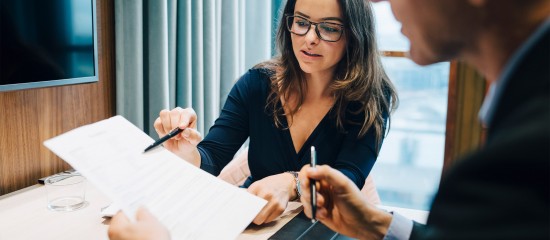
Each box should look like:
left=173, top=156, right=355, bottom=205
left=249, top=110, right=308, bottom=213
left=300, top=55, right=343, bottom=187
left=421, top=117, right=549, bottom=238
left=454, top=100, right=549, bottom=177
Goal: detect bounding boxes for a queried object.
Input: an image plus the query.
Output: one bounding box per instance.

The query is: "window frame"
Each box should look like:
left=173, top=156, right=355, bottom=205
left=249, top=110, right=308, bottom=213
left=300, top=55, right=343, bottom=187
left=443, top=61, right=487, bottom=172
left=380, top=52, right=486, bottom=173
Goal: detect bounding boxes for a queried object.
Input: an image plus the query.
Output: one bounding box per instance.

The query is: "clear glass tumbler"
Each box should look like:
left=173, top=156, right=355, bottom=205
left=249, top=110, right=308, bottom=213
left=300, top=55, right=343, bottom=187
left=45, top=174, right=87, bottom=212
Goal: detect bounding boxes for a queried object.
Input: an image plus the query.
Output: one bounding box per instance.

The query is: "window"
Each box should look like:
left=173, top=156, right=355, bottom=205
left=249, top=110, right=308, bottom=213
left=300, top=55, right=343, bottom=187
left=371, top=2, right=450, bottom=210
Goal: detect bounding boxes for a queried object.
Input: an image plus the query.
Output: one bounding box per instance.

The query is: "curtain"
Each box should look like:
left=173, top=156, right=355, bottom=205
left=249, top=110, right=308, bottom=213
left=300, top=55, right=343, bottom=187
left=115, top=0, right=282, bottom=136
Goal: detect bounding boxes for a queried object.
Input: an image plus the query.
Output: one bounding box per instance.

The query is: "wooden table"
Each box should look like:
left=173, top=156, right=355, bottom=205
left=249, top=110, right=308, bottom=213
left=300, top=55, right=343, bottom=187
left=0, top=182, right=428, bottom=240
left=0, top=182, right=301, bottom=240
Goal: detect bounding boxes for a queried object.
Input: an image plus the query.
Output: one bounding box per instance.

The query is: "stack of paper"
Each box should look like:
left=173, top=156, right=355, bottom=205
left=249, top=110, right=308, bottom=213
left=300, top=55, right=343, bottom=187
left=44, top=116, right=266, bottom=240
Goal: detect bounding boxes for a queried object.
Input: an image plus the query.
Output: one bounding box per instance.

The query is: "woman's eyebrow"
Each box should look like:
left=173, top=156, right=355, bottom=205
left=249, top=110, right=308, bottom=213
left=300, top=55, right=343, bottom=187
left=321, top=17, right=343, bottom=23
left=295, top=11, right=343, bottom=23
left=295, top=11, right=310, bottom=18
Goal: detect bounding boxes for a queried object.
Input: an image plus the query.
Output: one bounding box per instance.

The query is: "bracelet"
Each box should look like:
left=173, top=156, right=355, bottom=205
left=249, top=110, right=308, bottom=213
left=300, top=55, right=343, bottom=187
left=286, top=171, right=301, bottom=201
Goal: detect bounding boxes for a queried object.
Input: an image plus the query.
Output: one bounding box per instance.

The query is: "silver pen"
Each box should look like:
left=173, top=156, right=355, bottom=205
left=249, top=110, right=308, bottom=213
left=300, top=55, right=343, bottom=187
left=310, top=146, right=317, bottom=223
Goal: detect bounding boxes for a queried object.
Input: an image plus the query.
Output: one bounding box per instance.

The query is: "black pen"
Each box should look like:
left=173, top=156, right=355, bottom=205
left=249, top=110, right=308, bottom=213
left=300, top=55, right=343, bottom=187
left=310, top=146, right=317, bottom=223
left=143, top=127, right=184, bottom=153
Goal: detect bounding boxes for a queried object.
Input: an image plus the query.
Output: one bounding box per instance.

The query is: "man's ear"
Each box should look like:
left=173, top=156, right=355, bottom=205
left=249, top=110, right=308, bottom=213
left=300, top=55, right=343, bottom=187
left=468, top=0, right=487, bottom=7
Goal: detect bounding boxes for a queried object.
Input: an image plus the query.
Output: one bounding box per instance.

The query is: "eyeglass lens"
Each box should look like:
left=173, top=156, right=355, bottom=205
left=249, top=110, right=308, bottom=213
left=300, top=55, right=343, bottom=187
left=287, top=16, right=343, bottom=42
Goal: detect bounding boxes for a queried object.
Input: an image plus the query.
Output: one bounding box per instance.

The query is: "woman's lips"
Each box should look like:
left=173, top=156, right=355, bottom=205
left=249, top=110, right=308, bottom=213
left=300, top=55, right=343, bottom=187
left=301, top=50, right=322, bottom=58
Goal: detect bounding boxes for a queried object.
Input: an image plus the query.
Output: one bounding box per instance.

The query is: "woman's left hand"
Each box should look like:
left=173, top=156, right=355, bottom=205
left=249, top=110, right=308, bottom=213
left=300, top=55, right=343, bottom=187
left=247, top=172, right=296, bottom=225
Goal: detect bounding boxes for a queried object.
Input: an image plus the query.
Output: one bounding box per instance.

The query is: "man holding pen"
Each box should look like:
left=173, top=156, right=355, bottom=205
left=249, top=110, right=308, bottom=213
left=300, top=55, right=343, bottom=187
left=299, top=0, right=549, bottom=239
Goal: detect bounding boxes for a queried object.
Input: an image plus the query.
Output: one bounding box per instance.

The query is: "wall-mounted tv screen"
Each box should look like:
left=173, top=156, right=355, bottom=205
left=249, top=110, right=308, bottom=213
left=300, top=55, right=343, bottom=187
left=0, top=0, right=98, bottom=92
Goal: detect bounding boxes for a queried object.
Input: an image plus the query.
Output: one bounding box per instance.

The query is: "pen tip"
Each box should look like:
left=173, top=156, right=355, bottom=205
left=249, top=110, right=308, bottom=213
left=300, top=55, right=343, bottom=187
left=311, top=219, right=316, bottom=223
left=143, top=146, right=152, bottom=153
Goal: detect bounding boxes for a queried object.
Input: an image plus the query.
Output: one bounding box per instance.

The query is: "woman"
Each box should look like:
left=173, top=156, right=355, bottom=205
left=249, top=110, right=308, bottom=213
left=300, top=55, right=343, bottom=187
left=109, top=0, right=397, bottom=236
left=154, top=0, right=396, bottom=225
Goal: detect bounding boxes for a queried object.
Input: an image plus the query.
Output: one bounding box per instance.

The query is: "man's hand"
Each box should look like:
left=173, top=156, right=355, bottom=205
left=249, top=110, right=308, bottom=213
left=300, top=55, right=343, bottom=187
left=299, top=165, right=392, bottom=240
left=108, top=208, right=171, bottom=240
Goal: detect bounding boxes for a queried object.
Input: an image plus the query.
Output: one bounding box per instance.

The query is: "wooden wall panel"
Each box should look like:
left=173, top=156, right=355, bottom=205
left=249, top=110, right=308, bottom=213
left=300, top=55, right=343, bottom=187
left=0, top=0, right=115, bottom=195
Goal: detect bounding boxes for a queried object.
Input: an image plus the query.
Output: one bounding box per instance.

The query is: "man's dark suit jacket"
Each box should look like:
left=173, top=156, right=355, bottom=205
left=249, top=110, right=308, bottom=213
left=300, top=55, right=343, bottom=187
left=410, top=26, right=550, bottom=239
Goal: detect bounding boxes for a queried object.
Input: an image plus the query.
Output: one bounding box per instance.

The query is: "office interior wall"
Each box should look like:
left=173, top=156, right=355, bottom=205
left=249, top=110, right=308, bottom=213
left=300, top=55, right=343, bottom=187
left=0, top=0, right=116, bottom=195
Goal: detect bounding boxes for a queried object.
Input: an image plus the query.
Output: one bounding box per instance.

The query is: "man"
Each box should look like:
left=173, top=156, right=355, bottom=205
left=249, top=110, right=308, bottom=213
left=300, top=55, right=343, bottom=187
left=108, top=0, right=549, bottom=239
left=299, top=0, right=549, bottom=239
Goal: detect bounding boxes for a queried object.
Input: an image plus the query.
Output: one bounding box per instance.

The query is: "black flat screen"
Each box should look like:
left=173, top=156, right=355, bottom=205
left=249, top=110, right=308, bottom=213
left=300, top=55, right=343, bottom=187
left=0, top=0, right=97, bottom=92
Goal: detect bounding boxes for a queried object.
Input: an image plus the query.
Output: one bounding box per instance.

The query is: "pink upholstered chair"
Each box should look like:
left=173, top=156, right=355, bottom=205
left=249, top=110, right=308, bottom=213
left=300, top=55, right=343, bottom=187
left=218, top=148, right=381, bottom=205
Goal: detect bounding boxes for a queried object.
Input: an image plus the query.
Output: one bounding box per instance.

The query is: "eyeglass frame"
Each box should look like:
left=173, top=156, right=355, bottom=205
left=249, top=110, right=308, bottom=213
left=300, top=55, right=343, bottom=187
left=285, top=15, right=345, bottom=42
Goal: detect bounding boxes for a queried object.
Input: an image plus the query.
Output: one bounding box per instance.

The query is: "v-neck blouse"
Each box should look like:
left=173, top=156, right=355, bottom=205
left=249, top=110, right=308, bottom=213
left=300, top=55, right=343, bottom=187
left=197, top=68, right=387, bottom=188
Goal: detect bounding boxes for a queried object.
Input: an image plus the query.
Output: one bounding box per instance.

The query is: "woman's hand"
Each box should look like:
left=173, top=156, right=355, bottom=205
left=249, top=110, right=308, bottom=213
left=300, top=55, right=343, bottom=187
left=299, top=165, right=392, bottom=240
left=153, top=107, right=202, bottom=167
left=247, top=172, right=297, bottom=225
left=108, top=207, right=171, bottom=240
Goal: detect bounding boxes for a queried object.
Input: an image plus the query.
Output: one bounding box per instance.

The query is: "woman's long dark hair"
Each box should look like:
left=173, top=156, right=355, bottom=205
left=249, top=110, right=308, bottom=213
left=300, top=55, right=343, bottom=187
left=257, top=0, right=398, bottom=144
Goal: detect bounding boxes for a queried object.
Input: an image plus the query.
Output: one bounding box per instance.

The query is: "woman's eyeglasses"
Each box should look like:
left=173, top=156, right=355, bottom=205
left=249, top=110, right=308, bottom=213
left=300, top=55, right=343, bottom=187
left=286, top=15, right=345, bottom=42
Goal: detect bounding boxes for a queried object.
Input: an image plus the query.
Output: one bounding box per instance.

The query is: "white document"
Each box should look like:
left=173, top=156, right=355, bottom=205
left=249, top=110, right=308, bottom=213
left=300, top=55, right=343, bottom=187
left=44, top=116, right=266, bottom=240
